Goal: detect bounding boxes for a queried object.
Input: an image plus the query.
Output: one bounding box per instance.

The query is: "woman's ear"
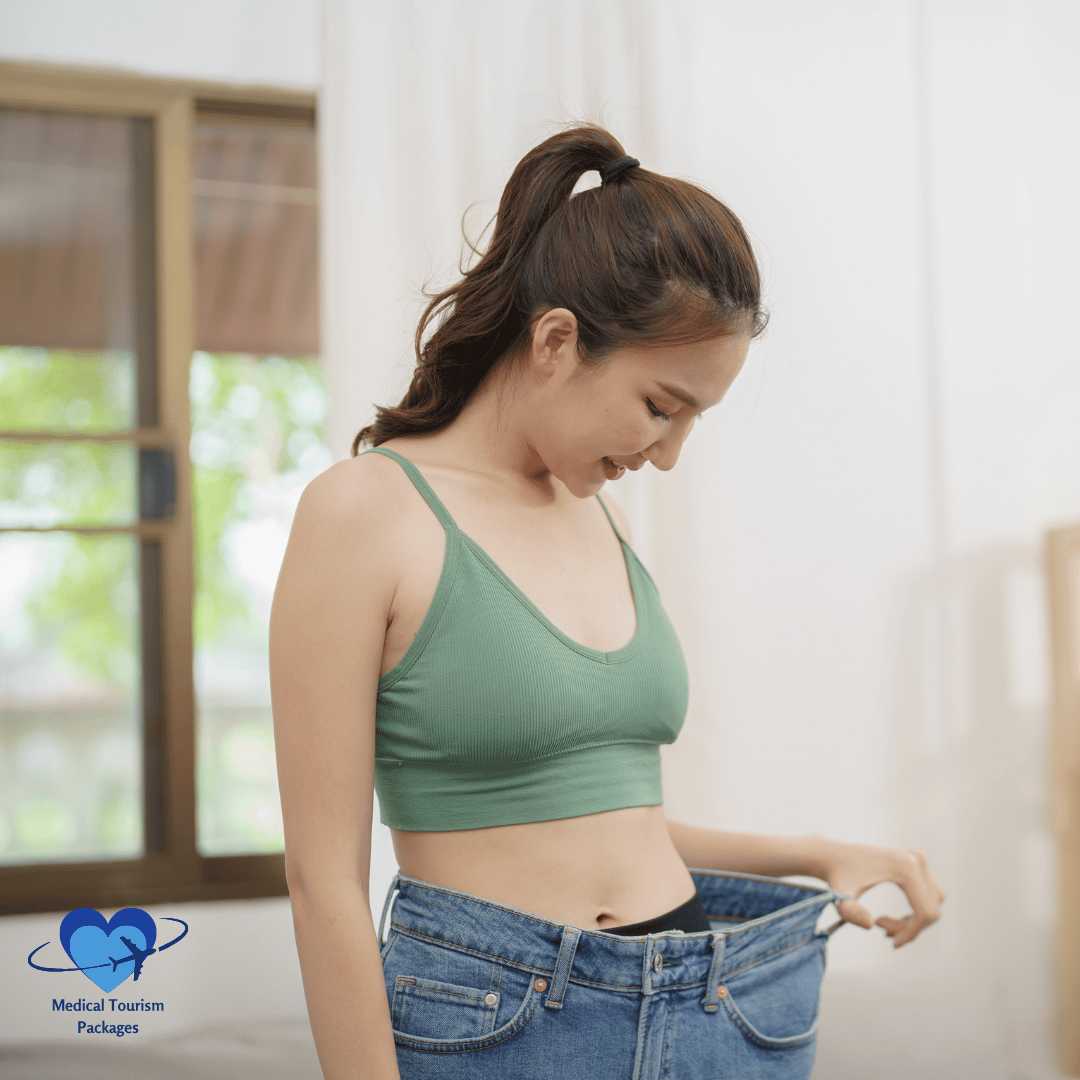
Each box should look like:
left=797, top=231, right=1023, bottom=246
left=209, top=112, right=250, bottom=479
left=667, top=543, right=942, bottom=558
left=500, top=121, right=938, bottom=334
left=528, top=308, right=579, bottom=378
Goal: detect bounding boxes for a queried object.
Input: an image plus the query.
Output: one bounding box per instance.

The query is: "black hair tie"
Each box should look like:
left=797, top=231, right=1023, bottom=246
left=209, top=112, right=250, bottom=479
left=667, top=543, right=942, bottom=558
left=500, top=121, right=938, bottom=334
left=600, top=155, right=640, bottom=186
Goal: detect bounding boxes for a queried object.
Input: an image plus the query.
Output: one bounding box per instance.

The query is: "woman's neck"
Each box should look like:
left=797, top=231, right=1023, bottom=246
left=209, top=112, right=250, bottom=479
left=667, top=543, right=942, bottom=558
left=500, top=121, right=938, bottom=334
left=407, top=362, right=556, bottom=492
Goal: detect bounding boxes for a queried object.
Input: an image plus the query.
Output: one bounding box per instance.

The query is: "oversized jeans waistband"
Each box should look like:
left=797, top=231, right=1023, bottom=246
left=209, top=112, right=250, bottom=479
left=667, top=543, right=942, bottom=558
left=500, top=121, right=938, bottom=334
left=380, top=869, right=848, bottom=1001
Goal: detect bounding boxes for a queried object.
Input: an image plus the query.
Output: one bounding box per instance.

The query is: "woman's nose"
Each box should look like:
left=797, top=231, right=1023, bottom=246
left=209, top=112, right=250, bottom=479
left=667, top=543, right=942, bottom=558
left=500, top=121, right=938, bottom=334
left=643, top=427, right=689, bottom=472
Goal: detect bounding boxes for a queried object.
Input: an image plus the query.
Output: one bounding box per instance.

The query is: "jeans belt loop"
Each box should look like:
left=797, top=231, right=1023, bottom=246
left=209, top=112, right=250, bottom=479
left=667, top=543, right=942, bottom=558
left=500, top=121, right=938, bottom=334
left=377, top=875, right=401, bottom=945
left=544, top=926, right=580, bottom=1010
left=702, top=931, right=727, bottom=1012
left=641, top=937, right=656, bottom=996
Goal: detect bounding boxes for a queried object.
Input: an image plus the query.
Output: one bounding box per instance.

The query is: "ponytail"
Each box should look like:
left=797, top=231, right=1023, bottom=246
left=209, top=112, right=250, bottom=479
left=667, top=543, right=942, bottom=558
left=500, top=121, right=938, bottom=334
left=354, top=124, right=764, bottom=451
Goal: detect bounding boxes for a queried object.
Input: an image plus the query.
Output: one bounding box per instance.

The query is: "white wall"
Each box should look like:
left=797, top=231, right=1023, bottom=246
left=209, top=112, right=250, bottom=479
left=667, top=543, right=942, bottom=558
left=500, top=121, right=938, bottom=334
left=0, top=0, right=319, bottom=1046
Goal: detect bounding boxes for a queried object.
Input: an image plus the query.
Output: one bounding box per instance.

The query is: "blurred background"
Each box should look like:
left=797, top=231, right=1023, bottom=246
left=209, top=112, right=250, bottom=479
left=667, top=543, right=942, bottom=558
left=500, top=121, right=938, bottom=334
left=0, top=1, right=1078, bottom=1078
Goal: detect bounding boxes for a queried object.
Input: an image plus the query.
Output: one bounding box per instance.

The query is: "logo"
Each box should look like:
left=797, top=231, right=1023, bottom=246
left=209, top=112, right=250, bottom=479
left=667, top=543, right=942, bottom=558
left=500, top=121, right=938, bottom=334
left=28, top=907, right=189, bottom=992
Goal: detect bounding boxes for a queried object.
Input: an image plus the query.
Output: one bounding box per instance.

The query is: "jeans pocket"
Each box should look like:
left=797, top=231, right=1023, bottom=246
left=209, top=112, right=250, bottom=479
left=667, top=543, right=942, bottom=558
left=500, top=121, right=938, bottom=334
left=384, top=932, right=540, bottom=1053
left=720, top=933, right=826, bottom=1050
left=392, top=976, right=500, bottom=1039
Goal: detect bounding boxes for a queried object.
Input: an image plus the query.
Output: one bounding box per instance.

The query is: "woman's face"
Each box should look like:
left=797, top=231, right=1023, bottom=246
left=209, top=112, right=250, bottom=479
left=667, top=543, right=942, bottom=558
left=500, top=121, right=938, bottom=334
left=525, top=319, right=751, bottom=497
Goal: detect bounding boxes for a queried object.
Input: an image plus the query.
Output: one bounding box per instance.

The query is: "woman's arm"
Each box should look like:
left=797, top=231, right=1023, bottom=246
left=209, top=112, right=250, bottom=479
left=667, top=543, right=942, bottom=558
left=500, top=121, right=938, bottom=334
left=665, top=820, right=836, bottom=878
left=666, top=819, right=945, bottom=948
left=270, top=460, right=402, bottom=1080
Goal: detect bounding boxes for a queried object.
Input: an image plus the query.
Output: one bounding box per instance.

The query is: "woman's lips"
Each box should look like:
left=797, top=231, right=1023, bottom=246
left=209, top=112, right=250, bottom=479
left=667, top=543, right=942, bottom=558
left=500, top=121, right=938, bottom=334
left=602, top=457, right=626, bottom=480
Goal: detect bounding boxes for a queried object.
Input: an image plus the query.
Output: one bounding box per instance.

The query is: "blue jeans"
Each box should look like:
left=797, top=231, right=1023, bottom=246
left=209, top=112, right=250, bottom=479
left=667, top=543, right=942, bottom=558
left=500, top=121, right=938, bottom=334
left=378, top=869, right=847, bottom=1079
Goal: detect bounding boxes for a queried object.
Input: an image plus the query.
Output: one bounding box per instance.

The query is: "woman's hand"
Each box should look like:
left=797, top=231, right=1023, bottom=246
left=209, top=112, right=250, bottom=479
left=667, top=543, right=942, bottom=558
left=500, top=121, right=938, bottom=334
left=663, top=821, right=944, bottom=948
left=820, top=839, right=946, bottom=947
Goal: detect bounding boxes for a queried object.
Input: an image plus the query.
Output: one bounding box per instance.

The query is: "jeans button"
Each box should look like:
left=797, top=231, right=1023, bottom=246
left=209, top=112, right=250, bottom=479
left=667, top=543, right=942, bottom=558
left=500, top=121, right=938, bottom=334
left=653, top=952, right=664, bottom=973
left=484, top=993, right=497, bottom=1006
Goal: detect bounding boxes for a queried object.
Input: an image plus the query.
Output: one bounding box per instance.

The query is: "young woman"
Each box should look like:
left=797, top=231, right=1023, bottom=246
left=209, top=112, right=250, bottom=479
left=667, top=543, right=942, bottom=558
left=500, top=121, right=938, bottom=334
left=270, top=124, right=944, bottom=1079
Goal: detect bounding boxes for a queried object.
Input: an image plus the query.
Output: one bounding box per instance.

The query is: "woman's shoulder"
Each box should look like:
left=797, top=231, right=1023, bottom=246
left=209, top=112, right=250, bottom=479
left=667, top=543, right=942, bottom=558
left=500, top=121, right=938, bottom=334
left=291, top=448, right=429, bottom=554
left=300, top=449, right=404, bottom=512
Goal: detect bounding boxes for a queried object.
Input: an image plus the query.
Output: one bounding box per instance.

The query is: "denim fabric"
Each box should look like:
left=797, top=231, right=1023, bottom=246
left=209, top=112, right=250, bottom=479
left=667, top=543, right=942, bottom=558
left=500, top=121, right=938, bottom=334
left=379, top=869, right=848, bottom=1079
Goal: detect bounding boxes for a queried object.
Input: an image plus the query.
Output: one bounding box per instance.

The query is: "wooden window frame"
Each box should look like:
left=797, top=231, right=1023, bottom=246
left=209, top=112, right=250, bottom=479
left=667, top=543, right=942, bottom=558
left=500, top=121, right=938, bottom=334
left=1048, top=521, right=1080, bottom=1074
left=0, top=60, right=315, bottom=915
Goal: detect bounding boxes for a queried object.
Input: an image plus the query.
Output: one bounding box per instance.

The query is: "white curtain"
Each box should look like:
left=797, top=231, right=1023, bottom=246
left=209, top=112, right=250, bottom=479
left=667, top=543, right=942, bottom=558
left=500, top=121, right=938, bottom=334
left=320, top=2, right=1080, bottom=1076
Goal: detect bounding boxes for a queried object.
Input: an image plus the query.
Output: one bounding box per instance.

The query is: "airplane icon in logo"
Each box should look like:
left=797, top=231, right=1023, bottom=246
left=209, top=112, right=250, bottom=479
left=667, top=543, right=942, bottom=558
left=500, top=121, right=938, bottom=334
left=28, top=911, right=189, bottom=991
left=108, top=936, right=157, bottom=981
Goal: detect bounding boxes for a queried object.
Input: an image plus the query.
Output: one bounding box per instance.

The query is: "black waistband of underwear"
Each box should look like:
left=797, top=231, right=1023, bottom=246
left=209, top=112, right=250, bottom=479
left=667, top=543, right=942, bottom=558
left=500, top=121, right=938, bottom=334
left=606, top=890, right=712, bottom=937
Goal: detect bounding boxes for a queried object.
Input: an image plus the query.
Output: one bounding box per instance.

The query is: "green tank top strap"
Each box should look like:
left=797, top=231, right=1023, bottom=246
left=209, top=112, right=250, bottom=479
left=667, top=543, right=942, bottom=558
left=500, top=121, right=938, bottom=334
left=368, top=448, right=624, bottom=545
left=595, top=494, right=626, bottom=544
left=360, top=446, right=459, bottom=533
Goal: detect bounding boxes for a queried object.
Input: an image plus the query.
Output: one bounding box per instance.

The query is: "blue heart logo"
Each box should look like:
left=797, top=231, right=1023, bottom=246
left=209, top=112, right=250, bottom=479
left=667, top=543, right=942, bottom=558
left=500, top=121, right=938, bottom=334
left=59, top=908, right=157, bottom=993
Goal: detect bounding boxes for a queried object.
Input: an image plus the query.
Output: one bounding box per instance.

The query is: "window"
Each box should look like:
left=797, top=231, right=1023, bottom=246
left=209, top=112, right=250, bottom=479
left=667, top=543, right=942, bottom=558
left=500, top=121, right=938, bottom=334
left=0, top=63, right=319, bottom=914
left=189, top=105, right=324, bottom=856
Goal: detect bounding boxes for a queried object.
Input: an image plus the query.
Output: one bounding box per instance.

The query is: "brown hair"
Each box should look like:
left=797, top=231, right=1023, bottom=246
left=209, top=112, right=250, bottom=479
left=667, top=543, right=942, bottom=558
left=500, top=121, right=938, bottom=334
left=353, top=123, right=765, bottom=451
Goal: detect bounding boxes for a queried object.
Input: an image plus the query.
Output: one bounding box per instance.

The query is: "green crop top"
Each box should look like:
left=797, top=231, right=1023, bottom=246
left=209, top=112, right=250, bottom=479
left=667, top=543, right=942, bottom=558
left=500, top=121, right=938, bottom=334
left=366, top=447, right=689, bottom=831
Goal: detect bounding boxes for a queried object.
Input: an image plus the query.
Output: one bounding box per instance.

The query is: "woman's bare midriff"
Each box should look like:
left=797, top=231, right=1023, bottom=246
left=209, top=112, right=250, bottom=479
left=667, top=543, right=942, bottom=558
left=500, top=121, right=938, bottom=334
left=391, top=804, right=697, bottom=930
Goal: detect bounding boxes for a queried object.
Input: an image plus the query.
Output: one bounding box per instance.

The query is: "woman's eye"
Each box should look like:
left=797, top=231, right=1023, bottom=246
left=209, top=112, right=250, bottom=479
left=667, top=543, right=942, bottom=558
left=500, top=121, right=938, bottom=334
left=645, top=398, right=671, bottom=421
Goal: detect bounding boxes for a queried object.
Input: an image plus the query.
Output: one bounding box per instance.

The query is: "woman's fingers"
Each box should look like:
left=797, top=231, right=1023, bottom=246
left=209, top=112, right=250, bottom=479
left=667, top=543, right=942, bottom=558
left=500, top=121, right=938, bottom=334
left=836, top=898, right=875, bottom=929
left=876, top=914, right=910, bottom=945
left=825, top=841, right=946, bottom=948
left=928, top=867, right=947, bottom=905
left=888, top=850, right=943, bottom=946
